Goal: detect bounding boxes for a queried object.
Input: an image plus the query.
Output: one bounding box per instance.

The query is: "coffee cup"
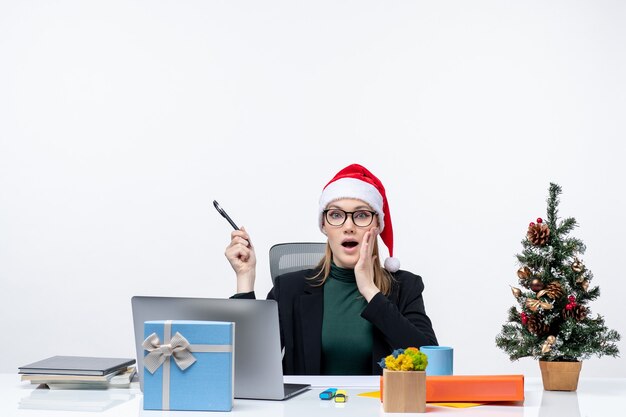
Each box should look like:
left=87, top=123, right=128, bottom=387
left=420, top=346, right=453, bottom=376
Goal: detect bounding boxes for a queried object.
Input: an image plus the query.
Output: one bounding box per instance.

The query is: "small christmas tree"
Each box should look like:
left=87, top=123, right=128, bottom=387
left=496, top=183, right=620, bottom=362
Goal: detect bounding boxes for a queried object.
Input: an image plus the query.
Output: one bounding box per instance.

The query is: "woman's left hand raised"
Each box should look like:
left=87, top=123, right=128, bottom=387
left=354, top=227, right=381, bottom=302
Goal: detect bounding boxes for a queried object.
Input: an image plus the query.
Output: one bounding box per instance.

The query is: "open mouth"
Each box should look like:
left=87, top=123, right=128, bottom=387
left=342, top=241, right=358, bottom=248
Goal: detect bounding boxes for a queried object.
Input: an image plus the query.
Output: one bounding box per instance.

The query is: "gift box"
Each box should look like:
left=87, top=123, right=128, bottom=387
left=143, top=320, right=234, bottom=411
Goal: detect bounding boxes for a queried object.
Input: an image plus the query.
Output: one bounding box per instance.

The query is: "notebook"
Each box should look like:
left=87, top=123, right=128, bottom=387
left=131, top=296, right=310, bottom=400
left=18, top=356, right=135, bottom=376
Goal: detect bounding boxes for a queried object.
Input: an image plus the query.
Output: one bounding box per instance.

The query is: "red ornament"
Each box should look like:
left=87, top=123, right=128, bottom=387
left=566, top=303, right=574, bottom=310
left=521, top=312, right=528, bottom=325
left=529, top=222, right=535, bottom=227
left=568, top=295, right=576, bottom=303
left=537, top=218, right=543, bottom=223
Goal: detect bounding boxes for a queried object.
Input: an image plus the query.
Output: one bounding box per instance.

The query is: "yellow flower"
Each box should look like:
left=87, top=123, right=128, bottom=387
left=385, top=354, right=415, bottom=371
left=380, top=347, right=428, bottom=371
left=399, top=354, right=414, bottom=371
left=385, top=355, right=400, bottom=371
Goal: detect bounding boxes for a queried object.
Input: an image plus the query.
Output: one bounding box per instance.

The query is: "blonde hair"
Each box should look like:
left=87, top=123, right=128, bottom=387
left=311, top=240, right=394, bottom=296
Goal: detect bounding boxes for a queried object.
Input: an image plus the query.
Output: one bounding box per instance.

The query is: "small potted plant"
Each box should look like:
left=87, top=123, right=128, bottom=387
left=379, top=347, right=428, bottom=413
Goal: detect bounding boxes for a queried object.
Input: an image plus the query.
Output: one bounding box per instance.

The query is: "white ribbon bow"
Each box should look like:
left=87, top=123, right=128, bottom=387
left=142, top=332, right=197, bottom=374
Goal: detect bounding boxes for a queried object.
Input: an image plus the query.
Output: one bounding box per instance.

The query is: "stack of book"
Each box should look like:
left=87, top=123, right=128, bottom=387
left=19, top=356, right=136, bottom=390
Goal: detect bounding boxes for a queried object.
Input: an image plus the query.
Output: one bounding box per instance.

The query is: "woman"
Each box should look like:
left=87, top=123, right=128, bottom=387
left=226, top=164, right=437, bottom=375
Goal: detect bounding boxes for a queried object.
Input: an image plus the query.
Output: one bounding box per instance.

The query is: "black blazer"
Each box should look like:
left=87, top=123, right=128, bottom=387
left=232, top=268, right=438, bottom=375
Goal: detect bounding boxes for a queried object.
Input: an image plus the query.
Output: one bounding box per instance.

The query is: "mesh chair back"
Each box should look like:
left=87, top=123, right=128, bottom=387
left=269, top=242, right=326, bottom=284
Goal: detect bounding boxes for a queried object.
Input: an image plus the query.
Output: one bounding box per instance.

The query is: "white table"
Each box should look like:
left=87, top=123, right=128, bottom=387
left=2, top=373, right=625, bottom=417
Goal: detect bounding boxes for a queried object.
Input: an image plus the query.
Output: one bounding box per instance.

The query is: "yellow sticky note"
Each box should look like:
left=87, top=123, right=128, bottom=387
left=358, top=391, right=381, bottom=399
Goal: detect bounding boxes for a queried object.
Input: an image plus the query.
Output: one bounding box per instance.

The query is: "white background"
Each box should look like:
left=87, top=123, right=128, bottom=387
left=1, top=1, right=624, bottom=377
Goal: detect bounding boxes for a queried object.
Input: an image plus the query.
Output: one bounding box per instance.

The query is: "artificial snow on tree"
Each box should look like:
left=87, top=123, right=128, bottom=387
left=496, top=183, right=620, bottom=384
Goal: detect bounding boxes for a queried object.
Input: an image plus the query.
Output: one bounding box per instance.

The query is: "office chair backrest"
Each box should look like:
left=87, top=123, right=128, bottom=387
left=269, top=242, right=326, bottom=284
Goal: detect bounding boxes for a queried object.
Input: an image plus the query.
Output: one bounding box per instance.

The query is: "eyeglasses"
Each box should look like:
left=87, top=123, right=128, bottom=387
left=323, top=209, right=377, bottom=227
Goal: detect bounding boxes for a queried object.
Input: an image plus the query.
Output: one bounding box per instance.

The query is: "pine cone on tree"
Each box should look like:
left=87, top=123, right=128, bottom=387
left=563, top=305, right=588, bottom=321
left=527, top=223, right=550, bottom=246
left=575, top=305, right=588, bottom=321
left=526, top=314, right=549, bottom=335
left=536, top=282, right=564, bottom=300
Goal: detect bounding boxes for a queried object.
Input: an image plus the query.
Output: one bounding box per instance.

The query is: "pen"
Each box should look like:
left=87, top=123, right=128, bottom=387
left=213, top=200, right=240, bottom=230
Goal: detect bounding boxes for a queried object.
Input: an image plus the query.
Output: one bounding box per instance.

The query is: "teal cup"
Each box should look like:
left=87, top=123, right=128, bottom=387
left=420, top=346, right=453, bottom=376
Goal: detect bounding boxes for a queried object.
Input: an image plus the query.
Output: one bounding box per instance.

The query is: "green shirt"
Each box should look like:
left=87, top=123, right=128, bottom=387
left=321, top=264, right=373, bottom=375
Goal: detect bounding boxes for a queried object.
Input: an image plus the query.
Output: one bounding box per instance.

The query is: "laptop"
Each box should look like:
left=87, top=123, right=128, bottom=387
left=131, top=296, right=310, bottom=400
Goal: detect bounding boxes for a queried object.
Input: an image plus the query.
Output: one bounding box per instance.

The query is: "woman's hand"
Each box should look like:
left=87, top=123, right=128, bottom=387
left=224, top=227, right=256, bottom=293
left=354, top=227, right=381, bottom=302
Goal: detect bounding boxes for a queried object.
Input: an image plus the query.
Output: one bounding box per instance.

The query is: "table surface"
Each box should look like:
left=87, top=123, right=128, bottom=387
left=2, top=373, right=625, bottom=417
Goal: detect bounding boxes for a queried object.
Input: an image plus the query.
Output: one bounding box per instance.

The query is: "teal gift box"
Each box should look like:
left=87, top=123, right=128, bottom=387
left=143, top=320, right=234, bottom=411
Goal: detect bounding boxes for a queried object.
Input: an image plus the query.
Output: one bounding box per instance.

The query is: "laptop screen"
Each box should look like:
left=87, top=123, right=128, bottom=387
left=131, top=296, right=288, bottom=400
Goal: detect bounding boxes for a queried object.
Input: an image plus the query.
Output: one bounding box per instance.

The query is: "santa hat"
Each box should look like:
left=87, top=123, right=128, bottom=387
left=318, top=164, right=400, bottom=272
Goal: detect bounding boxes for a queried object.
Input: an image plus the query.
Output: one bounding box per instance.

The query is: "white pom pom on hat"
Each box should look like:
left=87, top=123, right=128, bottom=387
left=318, top=163, right=400, bottom=272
